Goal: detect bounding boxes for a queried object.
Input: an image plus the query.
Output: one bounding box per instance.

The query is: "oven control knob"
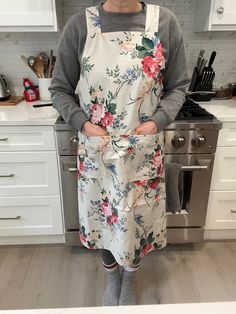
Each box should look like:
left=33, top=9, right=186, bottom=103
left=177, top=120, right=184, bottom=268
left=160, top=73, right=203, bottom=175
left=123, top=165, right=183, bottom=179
left=171, top=135, right=186, bottom=148
left=192, top=135, right=206, bottom=147
left=69, top=136, right=79, bottom=148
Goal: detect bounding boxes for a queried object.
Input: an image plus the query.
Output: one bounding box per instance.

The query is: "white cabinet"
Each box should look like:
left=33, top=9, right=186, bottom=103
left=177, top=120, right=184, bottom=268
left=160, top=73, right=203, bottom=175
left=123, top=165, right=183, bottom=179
left=194, top=0, right=236, bottom=31
left=205, top=122, right=236, bottom=237
left=0, top=196, right=63, bottom=236
left=0, top=151, right=60, bottom=197
left=0, top=125, right=63, bottom=243
left=0, top=0, right=58, bottom=32
left=205, top=191, right=236, bottom=229
left=211, top=147, right=236, bottom=191
left=0, top=126, right=56, bottom=151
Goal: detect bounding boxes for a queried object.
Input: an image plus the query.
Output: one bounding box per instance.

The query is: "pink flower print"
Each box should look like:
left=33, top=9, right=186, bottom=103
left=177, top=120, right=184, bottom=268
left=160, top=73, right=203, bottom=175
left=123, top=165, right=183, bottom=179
left=135, top=180, right=148, bottom=187
left=155, top=194, right=161, bottom=202
left=79, top=161, right=85, bottom=172
left=149, top=177, right=160, bottom=190
left=91, top=103, right=105, bottom=124
left=152, top=150, right=162, bottom=167
left=141, top=56, right=160, bottom=78
left=106, top=214, right=118, bottom=226
left=153, top=43, right=164, bottom=63
left=127, top=147, right=135, bottom=155
left=80, top=233, right=87, bottom=244
left=101, top=112, right=114, bottom=127
left=141, top=243, right=153, bottom=257
left=101, top=201, right=112, bottom=216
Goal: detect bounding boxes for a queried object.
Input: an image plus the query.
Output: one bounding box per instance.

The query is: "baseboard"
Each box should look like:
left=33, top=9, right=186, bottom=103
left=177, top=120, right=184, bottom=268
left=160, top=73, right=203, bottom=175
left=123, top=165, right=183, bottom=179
left=204, top=229, right=236, bottom=240
left=0, top=235, right=65, bottom=245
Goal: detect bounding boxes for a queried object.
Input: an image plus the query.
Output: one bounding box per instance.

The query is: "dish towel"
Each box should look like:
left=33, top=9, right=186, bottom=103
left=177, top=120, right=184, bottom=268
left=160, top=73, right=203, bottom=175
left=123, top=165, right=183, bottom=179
left=165, top=163, right=184, bottom=213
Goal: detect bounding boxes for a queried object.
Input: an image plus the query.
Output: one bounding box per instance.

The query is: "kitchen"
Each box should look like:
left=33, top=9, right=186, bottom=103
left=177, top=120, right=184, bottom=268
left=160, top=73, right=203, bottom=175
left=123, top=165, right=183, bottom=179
left=0, top=0, right=236, bottom=312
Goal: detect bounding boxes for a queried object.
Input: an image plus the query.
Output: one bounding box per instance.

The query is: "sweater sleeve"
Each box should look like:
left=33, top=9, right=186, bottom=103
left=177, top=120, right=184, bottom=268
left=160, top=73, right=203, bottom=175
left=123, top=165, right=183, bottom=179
left=151, top=10, right=190, bottom=131
left=49, top=15, right=89, bottom=131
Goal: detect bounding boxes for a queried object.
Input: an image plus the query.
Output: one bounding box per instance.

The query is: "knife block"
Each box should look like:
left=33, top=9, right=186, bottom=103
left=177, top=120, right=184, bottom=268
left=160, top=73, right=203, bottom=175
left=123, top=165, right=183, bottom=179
left=189, top=67, right=214, bottom=101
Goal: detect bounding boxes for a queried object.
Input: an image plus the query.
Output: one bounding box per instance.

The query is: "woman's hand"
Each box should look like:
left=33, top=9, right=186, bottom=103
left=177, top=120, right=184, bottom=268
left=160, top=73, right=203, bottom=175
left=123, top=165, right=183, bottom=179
left=133, top=121, right=158, bottom=135
left=82, top=121, right=108, bottom=136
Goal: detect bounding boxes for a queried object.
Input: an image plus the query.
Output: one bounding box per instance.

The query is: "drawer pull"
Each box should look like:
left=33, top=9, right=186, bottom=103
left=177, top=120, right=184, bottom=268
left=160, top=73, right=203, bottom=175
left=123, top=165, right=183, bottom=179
left=68, top=167, right=77, bottom=173
left=0, top=174, right=15, bottom=178
left=231, top=209, right=236, bottom=214
left=181, top=165, right=208, bottom=171
left=0, top=216, right=21, bottom=220
left=0, top=138, right=8, bottom=141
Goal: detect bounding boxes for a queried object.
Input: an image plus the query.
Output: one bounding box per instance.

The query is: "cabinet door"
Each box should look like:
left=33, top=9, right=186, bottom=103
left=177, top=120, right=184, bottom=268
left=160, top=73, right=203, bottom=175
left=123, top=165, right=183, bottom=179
left=205, top=191, right=236, bottom=229
left=0, top=196, right=63, bottom=236
left=217, top=122, right=236, bottom=147
left=0, top=0, right=57, bottom=32
left=0, top=151, right=60, bottom=197
left=0, top=126, right=56, bottom=152
left=211, top=0, right=236, bottom=30
left=211, top=147, right=236, bottom=190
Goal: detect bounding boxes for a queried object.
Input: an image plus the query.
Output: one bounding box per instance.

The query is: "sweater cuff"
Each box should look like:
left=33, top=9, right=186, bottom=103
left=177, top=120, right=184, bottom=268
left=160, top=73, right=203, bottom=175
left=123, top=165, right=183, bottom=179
left=69, top=111, right=89, bottom=131
left=150, top=109, right=173, bottom=132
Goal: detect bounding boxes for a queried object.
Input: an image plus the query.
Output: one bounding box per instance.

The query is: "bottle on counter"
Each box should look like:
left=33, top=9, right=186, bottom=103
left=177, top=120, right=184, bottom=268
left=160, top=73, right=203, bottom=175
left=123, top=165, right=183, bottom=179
left=23, top=78, right=39, bottom=102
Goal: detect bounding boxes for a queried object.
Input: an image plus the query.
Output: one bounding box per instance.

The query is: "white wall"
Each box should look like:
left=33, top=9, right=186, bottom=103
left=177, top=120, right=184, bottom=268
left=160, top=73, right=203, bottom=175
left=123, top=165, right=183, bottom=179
left=0, top=0, right=236, bottom=96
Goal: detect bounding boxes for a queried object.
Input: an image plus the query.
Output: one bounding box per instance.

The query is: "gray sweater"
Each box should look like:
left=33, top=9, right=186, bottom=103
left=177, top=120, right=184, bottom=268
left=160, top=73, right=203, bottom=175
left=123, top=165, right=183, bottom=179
left=49, top=3, right=190, bottom=131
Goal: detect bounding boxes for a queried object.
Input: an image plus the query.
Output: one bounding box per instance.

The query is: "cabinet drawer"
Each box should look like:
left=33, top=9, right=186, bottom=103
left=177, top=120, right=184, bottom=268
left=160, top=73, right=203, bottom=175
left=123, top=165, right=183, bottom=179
left=0, top=151, right=60, bottom=197
left=211, top=147, right=236, bottom=190
left=0, top=196, right=63, bottom=236
left=217, top=122, right=236, bottom=147
left=0, top=126, right=55, bottom=151
left=205, top=191, right=236, bottom=229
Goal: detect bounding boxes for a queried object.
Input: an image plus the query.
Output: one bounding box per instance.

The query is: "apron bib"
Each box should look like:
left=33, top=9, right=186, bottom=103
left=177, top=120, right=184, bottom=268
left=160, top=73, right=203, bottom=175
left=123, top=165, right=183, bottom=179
left=76, top=4, right=167, bottom=268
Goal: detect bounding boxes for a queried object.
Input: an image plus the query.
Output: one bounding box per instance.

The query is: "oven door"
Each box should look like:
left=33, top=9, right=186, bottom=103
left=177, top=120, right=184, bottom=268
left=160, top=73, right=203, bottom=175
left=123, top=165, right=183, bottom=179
left=165, top=154, right=214, bottom=227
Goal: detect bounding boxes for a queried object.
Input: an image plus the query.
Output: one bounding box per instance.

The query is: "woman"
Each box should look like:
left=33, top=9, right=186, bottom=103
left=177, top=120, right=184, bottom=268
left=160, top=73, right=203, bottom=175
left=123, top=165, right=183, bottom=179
left=50, top=0, right=189, bottom=306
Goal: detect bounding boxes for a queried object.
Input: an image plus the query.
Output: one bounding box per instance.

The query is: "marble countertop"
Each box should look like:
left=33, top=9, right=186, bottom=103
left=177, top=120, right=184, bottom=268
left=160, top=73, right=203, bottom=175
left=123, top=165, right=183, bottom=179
left=0, top=100, right=59, bottom=126
left=200, top=99, right=236, bottom=122
left=0, top=302, right=236, bottom=314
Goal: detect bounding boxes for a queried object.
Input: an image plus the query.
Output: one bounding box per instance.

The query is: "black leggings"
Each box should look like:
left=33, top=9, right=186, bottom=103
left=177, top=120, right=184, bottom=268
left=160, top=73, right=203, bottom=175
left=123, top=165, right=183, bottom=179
left=101, top=249, right=116, bottom=266
left=101, top=249, right=140, bottom=270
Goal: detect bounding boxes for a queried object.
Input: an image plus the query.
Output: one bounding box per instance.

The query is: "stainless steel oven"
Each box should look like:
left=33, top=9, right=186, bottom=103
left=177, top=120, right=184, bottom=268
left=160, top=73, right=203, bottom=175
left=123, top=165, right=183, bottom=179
left=54, top=113, right=222, bottom=246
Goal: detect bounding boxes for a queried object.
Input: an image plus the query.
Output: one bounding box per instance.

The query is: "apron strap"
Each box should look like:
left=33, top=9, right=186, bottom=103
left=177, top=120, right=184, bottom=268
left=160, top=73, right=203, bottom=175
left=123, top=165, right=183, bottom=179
left=85, top=6, right=102, bottom=36
left=145, top=4, right=160, bottom=33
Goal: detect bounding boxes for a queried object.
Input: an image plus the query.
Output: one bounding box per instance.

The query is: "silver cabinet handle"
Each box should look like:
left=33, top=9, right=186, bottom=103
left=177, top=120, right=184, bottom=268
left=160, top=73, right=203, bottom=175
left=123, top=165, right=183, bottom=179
left=0, top=138, right=8, bottom=141
left=0, top=216, right=21, bottom=220
left=68, top=168, right=77, bottom=173
left=0, top=174, right=15, bottom=178
left=217, top=7, right=224, bottom=14
left=181, top=165, right=208, bottom=171
left=231, top=209, right=236, bottom=214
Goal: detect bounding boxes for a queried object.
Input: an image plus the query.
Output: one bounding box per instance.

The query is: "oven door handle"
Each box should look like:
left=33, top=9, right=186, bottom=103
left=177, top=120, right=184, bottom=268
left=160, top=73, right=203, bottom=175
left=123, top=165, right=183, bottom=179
left=181, top=165, right=208, bottom=171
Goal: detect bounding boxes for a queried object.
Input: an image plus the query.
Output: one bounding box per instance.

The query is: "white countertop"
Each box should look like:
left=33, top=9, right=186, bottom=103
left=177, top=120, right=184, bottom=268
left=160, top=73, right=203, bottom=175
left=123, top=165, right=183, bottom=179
left=1, top=302, right=236, bottom=314
left=200, top=99, right=236, bottom=122
left=0, top=100, right=59, bottom=126
left=0, top=98, right=236, bottom=126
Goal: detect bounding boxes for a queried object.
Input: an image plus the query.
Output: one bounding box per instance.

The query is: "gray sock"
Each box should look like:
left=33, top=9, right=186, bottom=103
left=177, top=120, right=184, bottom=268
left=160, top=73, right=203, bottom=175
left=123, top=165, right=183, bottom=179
left=119, top=269, right=137, bottom=305
left=102, top=265, right=121, bottom=306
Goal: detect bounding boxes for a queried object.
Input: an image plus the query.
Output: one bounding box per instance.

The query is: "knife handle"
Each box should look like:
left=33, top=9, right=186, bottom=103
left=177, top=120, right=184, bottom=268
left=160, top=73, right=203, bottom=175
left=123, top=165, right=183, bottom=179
left=208, top=51, right=217, bottom=68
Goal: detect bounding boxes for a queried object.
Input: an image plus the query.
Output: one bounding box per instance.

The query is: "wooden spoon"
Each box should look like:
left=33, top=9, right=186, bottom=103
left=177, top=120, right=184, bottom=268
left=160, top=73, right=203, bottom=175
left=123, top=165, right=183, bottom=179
left=33, top=57, right=45, bottom=78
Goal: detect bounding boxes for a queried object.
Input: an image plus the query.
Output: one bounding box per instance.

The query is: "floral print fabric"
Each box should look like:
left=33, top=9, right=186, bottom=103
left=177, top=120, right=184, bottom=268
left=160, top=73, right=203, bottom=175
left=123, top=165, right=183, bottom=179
left=76, top=4, right=167, bottom=268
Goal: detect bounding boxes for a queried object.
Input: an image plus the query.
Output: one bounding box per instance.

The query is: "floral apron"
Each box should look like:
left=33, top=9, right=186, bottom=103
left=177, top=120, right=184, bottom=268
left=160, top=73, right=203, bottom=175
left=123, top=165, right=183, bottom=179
left=76, top=4, right=167, bottom=268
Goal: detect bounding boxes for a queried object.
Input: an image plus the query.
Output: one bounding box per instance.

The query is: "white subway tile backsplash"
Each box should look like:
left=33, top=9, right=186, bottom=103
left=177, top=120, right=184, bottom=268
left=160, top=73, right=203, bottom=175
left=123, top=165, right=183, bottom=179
left=0, top=0, right=235, bottom=96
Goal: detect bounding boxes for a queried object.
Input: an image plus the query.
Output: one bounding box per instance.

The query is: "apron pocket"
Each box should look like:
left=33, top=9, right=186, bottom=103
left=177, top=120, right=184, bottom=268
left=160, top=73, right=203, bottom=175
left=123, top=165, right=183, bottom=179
left=77, top=133, right=111, bottom=178
left=77, top=132, right=164, bottom=181
left=101, top=132, right=164, bottom=182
